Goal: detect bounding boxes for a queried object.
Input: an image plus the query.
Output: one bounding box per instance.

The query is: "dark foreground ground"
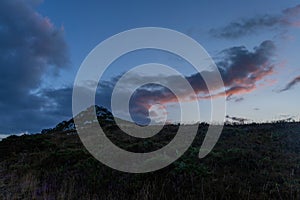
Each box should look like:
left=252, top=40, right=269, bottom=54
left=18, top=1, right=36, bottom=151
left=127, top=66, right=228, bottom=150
left=0, top=122, right=300, bottom=199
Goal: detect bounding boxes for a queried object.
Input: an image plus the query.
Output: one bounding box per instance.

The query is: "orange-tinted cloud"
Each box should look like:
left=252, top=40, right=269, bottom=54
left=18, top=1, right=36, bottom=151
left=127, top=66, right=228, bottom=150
left=126, top=40, right=276, bottom=122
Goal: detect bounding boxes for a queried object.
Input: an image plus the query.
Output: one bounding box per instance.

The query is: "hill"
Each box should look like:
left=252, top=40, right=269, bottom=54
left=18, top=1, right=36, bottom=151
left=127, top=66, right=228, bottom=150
left=0, top=110, right=300, bottom=199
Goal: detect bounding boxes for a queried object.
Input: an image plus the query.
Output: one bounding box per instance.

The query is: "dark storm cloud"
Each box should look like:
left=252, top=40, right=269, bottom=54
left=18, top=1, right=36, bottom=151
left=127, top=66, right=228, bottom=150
left=279, top=76, right=300, bottom=92
left=210, top=4, right=300, bottom=39
left=0, top=0, right=68, bottom=133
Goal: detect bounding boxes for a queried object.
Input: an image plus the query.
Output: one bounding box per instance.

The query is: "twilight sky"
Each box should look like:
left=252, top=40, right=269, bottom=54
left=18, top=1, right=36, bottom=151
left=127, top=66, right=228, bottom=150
left=0, top=0, right=300, bottom=134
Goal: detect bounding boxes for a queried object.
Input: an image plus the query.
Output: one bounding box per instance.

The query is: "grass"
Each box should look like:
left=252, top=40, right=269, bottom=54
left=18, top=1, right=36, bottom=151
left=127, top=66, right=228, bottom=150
left=0, top=122, right=300, bottom=199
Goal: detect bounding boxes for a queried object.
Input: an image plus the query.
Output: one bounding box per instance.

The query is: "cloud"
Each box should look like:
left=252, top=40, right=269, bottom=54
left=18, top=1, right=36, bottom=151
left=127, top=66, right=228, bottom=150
left=210, top=4, right=300, bottom=39
left=277, top=114, right=296, bottom=122
left=227, top=96, right=244, bottom=102
left=283, top=4, right=300, bottom=17
left=279, top=75, right=300, bottom=92
left=0, top=35, right=275, bottom=131
left=0, top=0, right=69, bottom=133
left=0, top=0, right=278, bottom=132
left=103, top=40, right=276, bottom=124
left=226, top=115, right=249, bottom=124
left=0, top=39, right=274, bottom=130
left=218, top=40, right=275, bottom=92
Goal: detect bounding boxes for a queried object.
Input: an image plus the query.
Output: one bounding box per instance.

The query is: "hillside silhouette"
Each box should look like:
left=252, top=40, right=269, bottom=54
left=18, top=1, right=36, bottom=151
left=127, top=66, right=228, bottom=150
left=0, top=107, right=300, bottom=199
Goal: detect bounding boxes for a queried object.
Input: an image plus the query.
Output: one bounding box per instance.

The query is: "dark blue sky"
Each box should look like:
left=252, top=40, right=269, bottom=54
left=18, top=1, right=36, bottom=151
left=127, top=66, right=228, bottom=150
left=0, top=0, right=300, bottom=134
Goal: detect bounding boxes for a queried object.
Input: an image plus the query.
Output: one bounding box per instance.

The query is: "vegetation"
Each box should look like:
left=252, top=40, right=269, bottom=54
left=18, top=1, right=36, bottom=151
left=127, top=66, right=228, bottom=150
left=0, top=122, right=300, bottom=199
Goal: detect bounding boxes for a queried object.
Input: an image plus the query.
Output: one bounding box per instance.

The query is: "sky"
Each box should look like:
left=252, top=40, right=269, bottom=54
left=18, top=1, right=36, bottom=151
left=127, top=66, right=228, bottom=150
left=0, top=0, right=300, bottom=134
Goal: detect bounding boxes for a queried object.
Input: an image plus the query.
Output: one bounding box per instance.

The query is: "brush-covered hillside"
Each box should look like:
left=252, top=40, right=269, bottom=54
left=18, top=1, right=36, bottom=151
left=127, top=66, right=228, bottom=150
left=0, top=107, right=300, bottom=199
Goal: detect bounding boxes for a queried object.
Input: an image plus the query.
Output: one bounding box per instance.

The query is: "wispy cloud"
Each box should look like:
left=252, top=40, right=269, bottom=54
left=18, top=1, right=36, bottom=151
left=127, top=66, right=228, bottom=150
left=283, top=4, right=300, bottom=17
left=279, top=76, right=300, bottom=92
left=227, top=96, right=245, bottom=102
left=210, top=4, right=300, bottom=39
